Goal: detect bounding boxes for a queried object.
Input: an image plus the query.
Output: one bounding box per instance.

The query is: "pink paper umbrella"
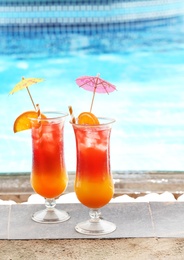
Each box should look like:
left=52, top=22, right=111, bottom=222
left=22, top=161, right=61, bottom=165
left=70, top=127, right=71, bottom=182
left=76, top=74, right=117, bottom=112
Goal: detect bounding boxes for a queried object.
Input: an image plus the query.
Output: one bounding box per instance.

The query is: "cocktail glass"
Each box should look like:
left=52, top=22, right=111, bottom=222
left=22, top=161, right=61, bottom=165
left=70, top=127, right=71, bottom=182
left=30, top=111, right=70, bottom=223
left=71, top=117, right=116, bottom=235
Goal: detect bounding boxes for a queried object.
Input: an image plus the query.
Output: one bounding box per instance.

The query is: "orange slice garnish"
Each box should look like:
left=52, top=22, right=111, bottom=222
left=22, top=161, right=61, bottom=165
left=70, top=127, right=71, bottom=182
left=13, top=111, right=46, bottom=133
left=78, top=112, right=99, bottom=125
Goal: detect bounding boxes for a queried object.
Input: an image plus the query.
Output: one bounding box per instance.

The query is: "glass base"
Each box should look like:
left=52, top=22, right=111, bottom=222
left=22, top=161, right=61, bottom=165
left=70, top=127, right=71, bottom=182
left=75, top=219, right=116, bottom=235
left=32, top=208, right=70, bottom=224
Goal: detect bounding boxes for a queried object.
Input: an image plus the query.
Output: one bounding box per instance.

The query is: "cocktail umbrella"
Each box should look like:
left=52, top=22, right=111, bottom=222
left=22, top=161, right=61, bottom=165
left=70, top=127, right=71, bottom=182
left=9, top=77, right=44, bottom=110
left=75, top=74, right=116, bottom=112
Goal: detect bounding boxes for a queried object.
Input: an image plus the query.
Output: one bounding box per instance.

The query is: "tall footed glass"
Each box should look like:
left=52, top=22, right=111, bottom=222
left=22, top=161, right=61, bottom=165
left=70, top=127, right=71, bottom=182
left=71, top=117, right=116, bottom=235
left=30, top=112, right=70, bottom=223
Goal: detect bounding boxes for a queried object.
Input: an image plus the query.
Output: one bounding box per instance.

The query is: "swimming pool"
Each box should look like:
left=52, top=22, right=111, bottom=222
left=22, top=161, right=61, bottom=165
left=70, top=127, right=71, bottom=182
left=0, top=1, right=184, bottom=173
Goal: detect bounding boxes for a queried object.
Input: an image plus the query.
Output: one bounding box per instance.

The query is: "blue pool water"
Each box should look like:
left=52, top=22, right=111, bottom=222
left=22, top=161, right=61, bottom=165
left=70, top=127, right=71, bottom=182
left=0, top=3, right=184, bottom=173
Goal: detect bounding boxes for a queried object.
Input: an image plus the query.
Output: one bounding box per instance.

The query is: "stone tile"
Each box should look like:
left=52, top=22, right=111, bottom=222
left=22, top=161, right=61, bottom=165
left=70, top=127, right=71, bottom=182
left=9, top=203, right=77, bottom=239
left=8, top=203, right=153, bottom=239
left=0, top=205, right=10, bottom=239
left=149, top=202, right=184, bottom=237
left=110, top=202, right=154, bottom=238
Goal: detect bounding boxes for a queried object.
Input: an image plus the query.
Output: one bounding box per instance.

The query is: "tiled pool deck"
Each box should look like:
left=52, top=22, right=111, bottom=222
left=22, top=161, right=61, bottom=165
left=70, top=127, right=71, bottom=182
left=1, top=202, right=184, bottom=239
left=1, top=172, right=184, bottom=259
left=1, top=171, right=184, bottom=239
left=2, top=203, right=184, bottom=259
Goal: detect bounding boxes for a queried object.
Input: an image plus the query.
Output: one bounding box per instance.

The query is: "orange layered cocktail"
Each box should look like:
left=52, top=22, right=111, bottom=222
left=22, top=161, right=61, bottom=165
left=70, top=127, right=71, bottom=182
left=71, top=113, right=116, bottom=235
left=13, top=110, right=70, bottom=223
left=11, top=77, right=70, bottom=223
left=30, top=113, right=68, bottom=199
left=28, top=111, right=70, bottom=223
left=72, top=117, right=115, bottom=209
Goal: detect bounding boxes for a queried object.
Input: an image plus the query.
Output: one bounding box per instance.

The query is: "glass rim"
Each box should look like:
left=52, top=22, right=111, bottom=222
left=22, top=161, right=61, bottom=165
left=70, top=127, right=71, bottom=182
left=70, top=116, right=116, bottom=127
left=29, top=111, right=68, bottom=121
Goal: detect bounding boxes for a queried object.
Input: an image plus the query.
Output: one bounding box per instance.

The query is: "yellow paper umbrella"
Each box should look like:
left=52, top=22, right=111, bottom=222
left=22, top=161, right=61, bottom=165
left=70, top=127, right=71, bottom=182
left=9, top=77, right=44, bottom=110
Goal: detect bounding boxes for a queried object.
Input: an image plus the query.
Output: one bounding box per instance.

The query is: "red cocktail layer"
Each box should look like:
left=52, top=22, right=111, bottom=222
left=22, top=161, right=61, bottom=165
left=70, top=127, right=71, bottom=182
left=31, top=122, right=67, bottom=198
left=74, top=126, right=114, bottom=208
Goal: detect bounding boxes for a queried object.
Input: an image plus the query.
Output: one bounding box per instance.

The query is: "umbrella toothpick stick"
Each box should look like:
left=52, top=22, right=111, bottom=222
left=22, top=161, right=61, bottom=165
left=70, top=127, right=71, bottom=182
left=90, top=87, right=96, bottom=112
left=26, top=87, right=37, bottom=111
left=90, top=74, right=100, bottom=112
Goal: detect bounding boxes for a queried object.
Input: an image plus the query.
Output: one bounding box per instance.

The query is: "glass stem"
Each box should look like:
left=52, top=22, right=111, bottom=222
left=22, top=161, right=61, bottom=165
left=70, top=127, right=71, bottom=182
left=89, top=209, right=101, bottom=223
left=45, top=198, right=56, bottom=210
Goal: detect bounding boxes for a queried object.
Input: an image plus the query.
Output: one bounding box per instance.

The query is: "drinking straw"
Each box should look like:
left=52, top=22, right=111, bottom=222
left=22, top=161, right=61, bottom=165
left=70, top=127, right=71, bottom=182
left=36, top=104, right=43, bottom=138
left=36, top=103, right=41, bottom=119
left=68, top=106, right=76, bottom=123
